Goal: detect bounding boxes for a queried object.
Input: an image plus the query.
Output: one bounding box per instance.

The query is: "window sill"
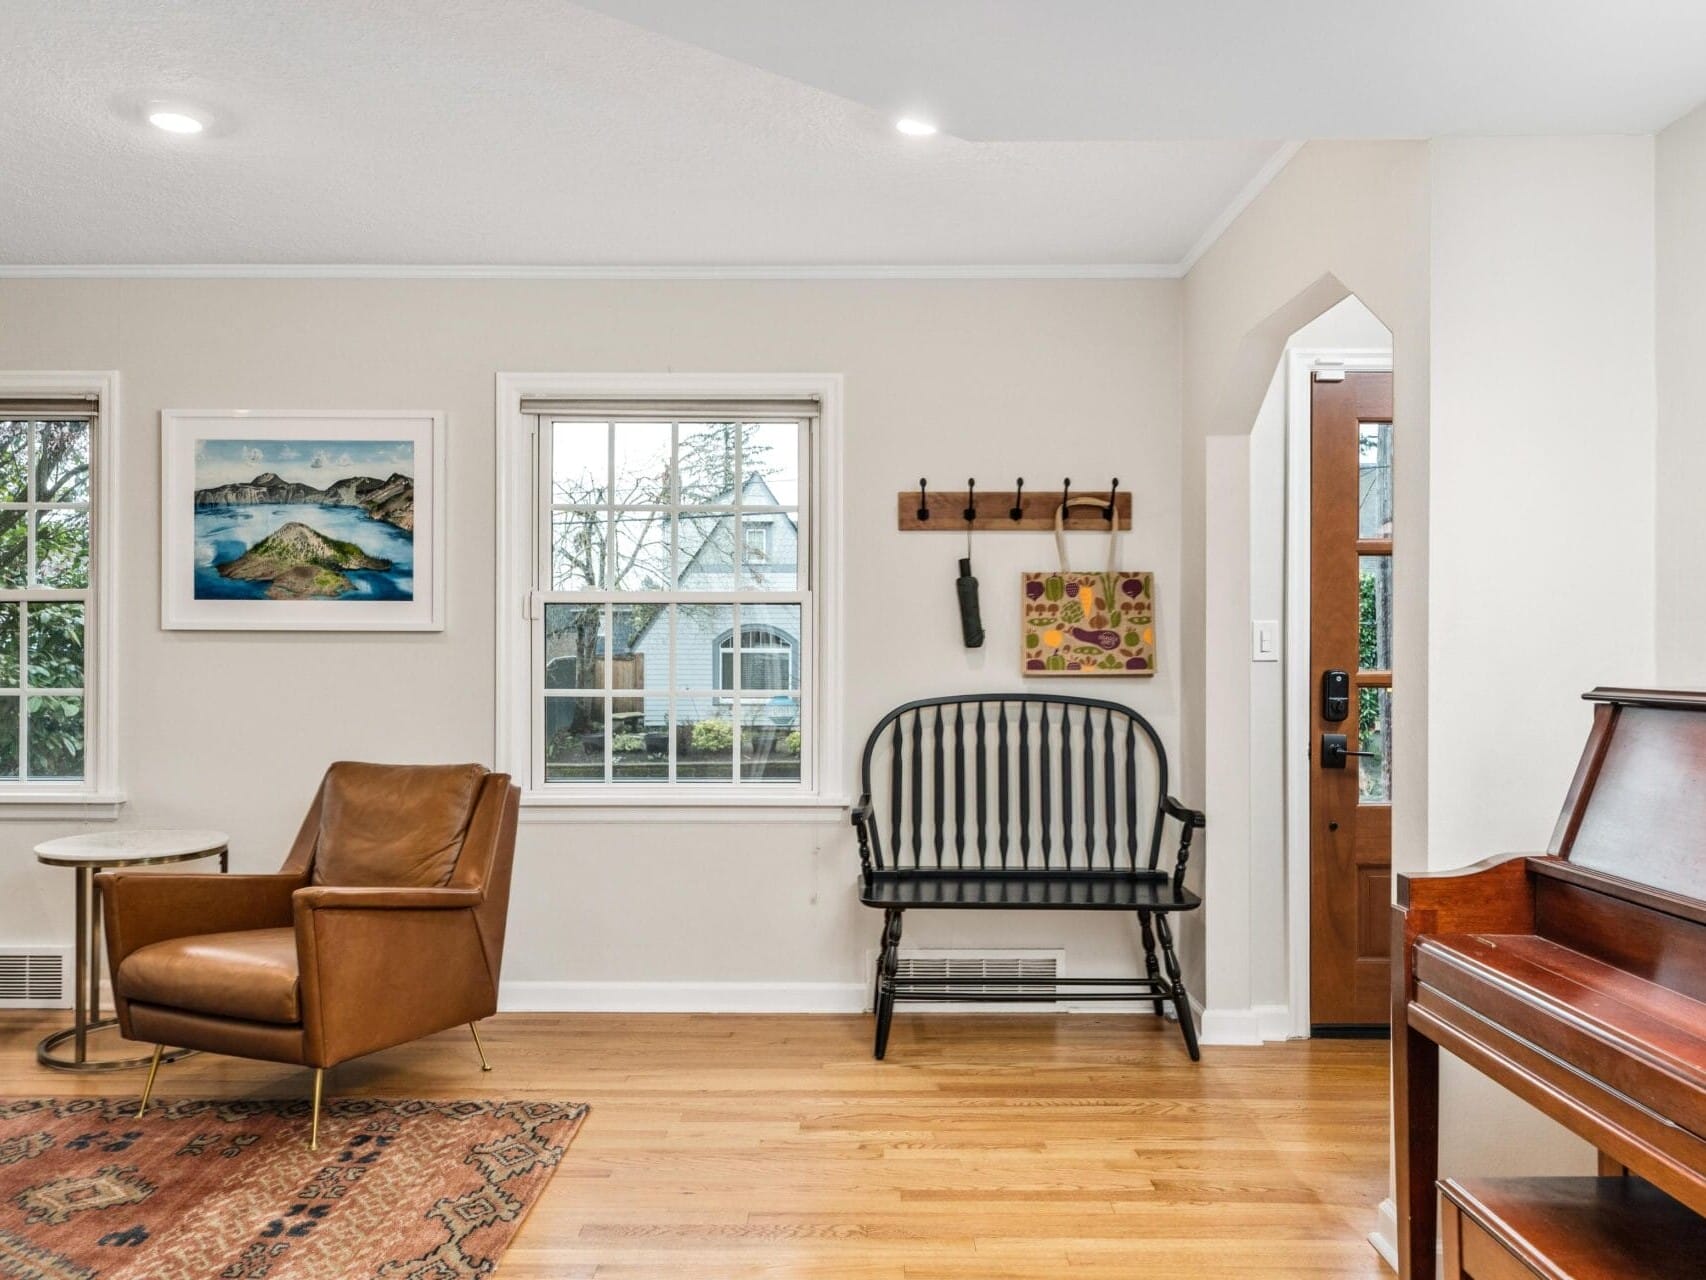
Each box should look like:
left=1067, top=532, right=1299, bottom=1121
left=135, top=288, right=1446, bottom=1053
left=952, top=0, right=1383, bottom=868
left=0, top=792, right=126, bottom=822
left=519, top=789, right=850, bottom=824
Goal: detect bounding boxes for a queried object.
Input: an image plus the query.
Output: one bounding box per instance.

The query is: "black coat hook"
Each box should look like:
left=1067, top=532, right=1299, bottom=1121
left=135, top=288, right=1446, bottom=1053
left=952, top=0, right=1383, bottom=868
left=964, top=479, right=977, bottom=523
left=1105, top=478, right=1119, bottom=523
left=1009, top=478, right=1025, bottom=521
left=1062, top=478, right=1071, bottom=508
left=917, top=478, right=930, bottom=521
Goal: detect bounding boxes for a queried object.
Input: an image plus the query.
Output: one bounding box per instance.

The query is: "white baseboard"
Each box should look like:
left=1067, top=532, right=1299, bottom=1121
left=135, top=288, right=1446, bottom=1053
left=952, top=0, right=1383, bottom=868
left=497, top=980, right=868, bottom=1013
left=1197, top=1003, right=1292, bottom=1045
left=74, top=977, right=1231, bottom=1019
left=1370, top=1197, right=1399, bottom=1273
left=497, top=981, right=1177, bottom=1015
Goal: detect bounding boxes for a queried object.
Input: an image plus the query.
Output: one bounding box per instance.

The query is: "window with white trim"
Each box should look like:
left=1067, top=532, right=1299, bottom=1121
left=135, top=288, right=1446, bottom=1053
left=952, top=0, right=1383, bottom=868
left=0, top=401, right=99, bottom=788
left=527, top=405, right=816, bottom=792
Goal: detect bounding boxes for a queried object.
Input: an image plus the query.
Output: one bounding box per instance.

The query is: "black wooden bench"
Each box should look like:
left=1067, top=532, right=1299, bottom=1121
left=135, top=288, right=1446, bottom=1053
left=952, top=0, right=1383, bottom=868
left=851, top=694, right=1206, bottom=1060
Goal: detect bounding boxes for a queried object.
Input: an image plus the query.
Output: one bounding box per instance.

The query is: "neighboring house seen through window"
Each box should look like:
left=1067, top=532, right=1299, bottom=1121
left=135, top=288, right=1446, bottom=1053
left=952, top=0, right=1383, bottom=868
left=716, top=625, right=797, bottom=696
left=534, top=411, right=810, bottom=788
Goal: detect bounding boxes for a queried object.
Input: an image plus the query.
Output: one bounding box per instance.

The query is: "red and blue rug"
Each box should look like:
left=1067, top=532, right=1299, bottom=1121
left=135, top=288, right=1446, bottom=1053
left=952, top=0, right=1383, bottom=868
left=0, top=1097, right=586, bottom=1277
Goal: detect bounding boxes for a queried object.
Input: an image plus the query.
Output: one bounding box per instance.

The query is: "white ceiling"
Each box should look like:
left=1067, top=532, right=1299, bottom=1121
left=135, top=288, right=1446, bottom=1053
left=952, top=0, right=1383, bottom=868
left=584, top=1, right=1706, bottom=140
left=3, top=1, right=1701, bottom=272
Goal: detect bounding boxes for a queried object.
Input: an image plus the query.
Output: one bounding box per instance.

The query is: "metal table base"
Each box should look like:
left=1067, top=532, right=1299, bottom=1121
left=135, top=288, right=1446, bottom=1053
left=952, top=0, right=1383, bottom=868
left=36, top=846, right=227, bottom=1072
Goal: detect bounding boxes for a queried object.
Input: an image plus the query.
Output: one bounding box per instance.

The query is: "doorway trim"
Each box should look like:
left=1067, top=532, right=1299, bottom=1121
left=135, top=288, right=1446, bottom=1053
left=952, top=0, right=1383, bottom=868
left=1283, top=347, right=1393, bottom=1040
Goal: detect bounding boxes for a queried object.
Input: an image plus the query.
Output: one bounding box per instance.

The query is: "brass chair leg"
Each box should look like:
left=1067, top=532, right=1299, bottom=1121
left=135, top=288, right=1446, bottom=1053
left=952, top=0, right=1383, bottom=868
left=135, top=1044, right=165, bottom=1119
left=309, top=1068, right=324, bottom=1151
left=469, top=1021, right=493, bottom=1072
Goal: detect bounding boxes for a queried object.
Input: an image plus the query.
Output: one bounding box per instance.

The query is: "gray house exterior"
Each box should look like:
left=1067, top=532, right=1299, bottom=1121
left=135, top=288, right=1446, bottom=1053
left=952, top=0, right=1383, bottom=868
left=628, top=473, right=800, bottom=728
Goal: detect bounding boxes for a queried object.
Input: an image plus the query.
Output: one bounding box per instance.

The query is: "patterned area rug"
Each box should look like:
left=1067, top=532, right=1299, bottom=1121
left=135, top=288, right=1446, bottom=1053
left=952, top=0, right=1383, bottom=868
left=0, top=1097, right=586, bottom=1278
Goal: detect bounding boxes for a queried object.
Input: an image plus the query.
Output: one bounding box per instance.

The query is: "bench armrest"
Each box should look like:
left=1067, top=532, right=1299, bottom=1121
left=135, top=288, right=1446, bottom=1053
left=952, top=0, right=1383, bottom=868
left=1161, top=796, right=1205, bottom=892
left=1163, top=795, right=1206, bottom=829
left=851, top=794, right=877, bottom=878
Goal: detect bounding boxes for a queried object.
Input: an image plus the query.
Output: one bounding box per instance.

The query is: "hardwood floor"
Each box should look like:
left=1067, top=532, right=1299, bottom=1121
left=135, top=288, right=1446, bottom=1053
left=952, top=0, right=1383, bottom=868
left=0, top=1011, right=1391, bottom=1277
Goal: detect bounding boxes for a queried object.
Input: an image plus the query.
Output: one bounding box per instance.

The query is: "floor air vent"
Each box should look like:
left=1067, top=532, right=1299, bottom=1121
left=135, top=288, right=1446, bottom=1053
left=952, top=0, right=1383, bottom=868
left=892, top=948, right=1064, bottom=1005
left=0, top=949, right=69, bottom=1008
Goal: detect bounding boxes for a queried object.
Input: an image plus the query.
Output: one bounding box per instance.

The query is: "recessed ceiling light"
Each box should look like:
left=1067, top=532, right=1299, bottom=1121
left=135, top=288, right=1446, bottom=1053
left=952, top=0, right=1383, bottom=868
left=895, top=117, right=938, bottom=137
left=148, top=110, right=205, bottom=135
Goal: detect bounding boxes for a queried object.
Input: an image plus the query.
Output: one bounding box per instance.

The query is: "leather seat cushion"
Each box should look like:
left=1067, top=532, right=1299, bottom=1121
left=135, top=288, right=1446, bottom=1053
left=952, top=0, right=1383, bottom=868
left=117, top=928, right=301, bottom=1025
left=312, top=761, right=487, bottom=888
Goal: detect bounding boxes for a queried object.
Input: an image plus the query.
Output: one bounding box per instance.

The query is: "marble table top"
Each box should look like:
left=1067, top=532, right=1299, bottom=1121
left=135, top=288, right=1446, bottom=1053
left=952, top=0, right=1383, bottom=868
left=34, top=828, right=230, bottom=866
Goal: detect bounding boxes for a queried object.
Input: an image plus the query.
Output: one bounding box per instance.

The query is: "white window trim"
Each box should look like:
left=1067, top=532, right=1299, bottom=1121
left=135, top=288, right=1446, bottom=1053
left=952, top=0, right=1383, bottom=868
left=0, top=371, right=123, bottom=819
left=494, top=372, right=845, bottom=820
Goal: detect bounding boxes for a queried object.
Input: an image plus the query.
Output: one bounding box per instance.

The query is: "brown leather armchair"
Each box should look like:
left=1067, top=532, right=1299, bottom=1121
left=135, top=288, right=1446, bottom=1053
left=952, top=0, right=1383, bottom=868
left=98, top=762, right=519, bottom=1148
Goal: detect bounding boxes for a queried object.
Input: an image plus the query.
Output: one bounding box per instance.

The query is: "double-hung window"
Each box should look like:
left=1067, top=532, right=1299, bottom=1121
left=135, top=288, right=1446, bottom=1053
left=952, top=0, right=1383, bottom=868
left=0, top=376, right=117, bottom=810
left=510, top=386, right=838, bottom=804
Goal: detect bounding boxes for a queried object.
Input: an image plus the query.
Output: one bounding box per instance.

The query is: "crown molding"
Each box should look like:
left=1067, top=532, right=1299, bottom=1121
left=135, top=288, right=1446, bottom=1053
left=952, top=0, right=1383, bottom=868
left=0, top=261, right=1180, bottom=281
left=1174, top=139, right=1306, bottom=275
left=0, top=147, right=1303, bottom=283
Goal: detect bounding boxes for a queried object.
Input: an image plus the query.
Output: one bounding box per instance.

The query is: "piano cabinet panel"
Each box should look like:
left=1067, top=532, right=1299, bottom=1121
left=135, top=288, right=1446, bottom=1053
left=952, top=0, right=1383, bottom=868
left=1441, top=1177, right=1706, bottom=1280
left=1395, top=688, right=1706, bottom=1279
left=1534, top=871, right=1706, bottom=1005
left=1413, top=936, right=1706, bottom=1138
left=1394, top=853, right=1541, bottom=991
left=1393, top=854, right=1548, bottom=1277
left=1409, top=987, right=1706, bottom=1205
left=1564, top=704, right=1706, bottom=901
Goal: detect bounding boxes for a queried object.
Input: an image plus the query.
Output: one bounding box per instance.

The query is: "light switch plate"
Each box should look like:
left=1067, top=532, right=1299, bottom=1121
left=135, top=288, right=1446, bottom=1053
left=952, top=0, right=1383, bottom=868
left=1252, top=620, right=1280, bottom=662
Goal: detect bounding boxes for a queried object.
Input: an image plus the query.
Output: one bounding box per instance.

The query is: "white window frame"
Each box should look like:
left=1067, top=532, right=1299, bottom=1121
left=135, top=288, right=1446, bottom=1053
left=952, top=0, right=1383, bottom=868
left=0, top=372, right=122, bottom=819
left=495, top=373, right=844, bottom=822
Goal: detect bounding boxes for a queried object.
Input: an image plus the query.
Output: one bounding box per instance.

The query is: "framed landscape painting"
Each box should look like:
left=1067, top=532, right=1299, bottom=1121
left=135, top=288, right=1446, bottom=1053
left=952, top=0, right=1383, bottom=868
left=161, top=410, right=445, bottom=630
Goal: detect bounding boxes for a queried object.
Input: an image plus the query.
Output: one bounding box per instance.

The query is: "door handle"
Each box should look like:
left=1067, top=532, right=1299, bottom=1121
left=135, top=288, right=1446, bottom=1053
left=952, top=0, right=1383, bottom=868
left=1320, top=733, right=1375, bottom=769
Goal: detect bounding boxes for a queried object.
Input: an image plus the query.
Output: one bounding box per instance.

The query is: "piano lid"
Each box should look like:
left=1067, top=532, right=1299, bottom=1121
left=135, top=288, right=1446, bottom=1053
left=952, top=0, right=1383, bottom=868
left=1553, top=688, right=1706, bottom=901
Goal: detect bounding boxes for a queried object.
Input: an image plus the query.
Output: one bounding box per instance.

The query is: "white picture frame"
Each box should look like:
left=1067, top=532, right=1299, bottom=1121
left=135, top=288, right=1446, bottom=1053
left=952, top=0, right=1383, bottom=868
left=161, top=410, right=445, bottom=631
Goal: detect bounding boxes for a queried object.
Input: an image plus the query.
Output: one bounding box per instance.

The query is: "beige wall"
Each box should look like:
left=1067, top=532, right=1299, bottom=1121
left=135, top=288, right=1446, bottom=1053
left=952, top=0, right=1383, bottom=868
left=1179, top=135, right=1663, bottom=1248
left=1426, top=134, right=1657, bottom=1181
left=0, top=276, right=1185, bottom=1003
left=1179, top=140, right=1433, bottom=1013
left=1657, top=101, right=1706, bottom=684
left=1426, top=136, right=1656, bottom=868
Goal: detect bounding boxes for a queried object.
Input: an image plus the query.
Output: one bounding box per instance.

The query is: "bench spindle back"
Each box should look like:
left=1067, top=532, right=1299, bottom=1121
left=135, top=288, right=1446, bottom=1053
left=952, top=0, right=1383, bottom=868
left=859, top=694, right=1169, bottom=877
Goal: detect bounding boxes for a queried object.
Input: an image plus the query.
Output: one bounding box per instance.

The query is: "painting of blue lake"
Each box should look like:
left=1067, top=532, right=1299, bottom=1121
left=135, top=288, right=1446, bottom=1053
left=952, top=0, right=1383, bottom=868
left=194, top=504, right=415, bottom=601
left=192, top=436, right=418, bottom=603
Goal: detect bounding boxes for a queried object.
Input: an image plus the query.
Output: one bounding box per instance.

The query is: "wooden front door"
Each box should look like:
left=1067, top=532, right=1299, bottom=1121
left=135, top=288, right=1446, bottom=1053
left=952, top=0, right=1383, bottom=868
left=1309, top=370, right=1394, bottom=1032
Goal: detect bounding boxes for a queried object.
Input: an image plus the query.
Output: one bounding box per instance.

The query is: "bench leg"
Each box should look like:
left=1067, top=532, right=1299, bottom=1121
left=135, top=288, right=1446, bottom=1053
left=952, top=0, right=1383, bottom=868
left=1136, top=911, right=1165, bottom=1017
left=1153, top=913, right=1200, bottom=1061
left=873, top=908, right=903, bottom=1060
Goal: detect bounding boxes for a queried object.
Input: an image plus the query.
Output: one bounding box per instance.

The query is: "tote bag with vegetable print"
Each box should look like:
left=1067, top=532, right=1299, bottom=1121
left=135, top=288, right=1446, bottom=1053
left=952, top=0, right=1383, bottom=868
left=1021, top=496, right=1155, bottom=676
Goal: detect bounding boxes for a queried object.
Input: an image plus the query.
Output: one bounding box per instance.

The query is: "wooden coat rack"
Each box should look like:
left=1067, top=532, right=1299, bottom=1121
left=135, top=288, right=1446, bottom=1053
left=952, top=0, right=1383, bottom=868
left=897, top=478, right=1131, bottom=531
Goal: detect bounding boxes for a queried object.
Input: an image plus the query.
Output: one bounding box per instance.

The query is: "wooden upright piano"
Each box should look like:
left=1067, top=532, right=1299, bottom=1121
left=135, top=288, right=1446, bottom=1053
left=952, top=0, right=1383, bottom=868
left=1393, top=687, right=1706, bottom=1278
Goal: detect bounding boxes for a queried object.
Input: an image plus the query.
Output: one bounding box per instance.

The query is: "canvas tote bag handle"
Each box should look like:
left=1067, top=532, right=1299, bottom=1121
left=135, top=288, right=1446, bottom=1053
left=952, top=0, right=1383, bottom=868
left=1053, top=495, right=1120, bottom=575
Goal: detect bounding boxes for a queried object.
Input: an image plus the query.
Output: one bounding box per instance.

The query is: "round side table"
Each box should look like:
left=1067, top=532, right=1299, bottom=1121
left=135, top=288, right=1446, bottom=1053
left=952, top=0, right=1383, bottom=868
left=34, top=829, right=229, bottom=1072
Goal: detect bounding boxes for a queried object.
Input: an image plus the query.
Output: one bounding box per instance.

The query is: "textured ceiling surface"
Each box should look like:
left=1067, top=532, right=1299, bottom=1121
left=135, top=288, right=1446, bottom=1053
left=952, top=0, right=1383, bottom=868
left=5, top=1, right=1700, bottom=269
left=585, top=0, right=1706, bottom=140
left=1, top=1, right=1277, bottom=267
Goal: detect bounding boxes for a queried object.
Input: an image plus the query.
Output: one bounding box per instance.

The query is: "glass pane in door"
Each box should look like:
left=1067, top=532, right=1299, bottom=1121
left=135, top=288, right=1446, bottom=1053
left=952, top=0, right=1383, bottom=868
left=1358, top=687, right=1392, bottom=802
left=1358, top=555, right=1393, bottom=671
left=1358, top=422, right=1393, bottom=538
